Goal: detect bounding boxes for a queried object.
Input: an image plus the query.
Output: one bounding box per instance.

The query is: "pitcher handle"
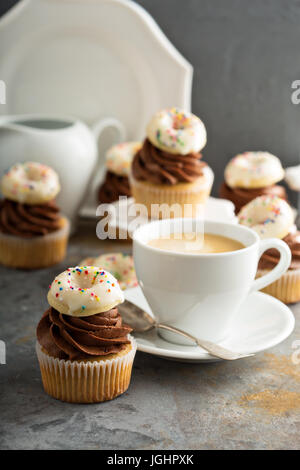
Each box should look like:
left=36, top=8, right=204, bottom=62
left=89, top=117, right=126, bottom=194
left=250, top=238, right=291, bottom=293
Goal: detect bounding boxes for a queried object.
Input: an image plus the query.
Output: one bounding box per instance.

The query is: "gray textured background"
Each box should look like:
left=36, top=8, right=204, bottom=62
left=1, top=0, right=300, bottom=199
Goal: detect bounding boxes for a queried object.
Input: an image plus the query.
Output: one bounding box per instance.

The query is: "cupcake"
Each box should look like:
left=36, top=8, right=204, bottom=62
left=130, top=108, right=214, bottom=219
left=238, top=195, right=299, bottom=304
left=220, top=151, right=287, bottom=213
left=98, top=142, right=141, bottom=203
left=0, top=162, right=69, bottom=269
left=36, top=266, right=137, bottom=403
left=257, top=229, right=300, bottom=303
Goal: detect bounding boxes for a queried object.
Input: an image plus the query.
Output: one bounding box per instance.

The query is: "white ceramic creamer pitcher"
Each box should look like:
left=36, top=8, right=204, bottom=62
left=0, top=114, right=125, bottom=229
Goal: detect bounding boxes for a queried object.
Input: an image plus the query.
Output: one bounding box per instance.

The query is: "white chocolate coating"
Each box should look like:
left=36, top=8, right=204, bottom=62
left=238, top=195, right=294, bottom=239
left=285, top=165, right=300, bottom=191
left=1, top=162, right=60, bottom=204
left=47, top=266, right=124, bottom=317
left=146, top=108, right=207, bottom=155
left=80, top=253, right=138, bottom=290
left=106, top=142, right=141, bottom=176
left=225, top=152, right=285, bottom=189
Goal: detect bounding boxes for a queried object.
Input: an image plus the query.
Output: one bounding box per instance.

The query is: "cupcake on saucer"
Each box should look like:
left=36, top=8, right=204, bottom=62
left=98, top=142, right=141, bottom=203
left=36, top=266, right=137, bottom=403
left=131, top=108, right=214, bottom=219
left=220, top=151, right=287, bottom=213
left=0, top=162, right=69, bottom=269
left=238, top=195, right=299, bottom=304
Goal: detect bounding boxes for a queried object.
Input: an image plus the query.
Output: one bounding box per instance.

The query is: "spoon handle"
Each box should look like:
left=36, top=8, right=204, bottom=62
left=157, top=323, right=253, bottom=361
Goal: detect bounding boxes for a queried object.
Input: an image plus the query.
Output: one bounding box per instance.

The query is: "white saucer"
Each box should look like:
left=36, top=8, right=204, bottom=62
left=124, top=286, right=295, bottom=363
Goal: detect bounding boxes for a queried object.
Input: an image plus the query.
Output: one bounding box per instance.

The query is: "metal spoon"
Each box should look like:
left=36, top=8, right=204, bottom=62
left=119, top=300, right=254, bottom=361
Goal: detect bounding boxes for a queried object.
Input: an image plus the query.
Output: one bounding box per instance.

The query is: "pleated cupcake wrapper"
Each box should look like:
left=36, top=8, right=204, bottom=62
left=130, top=167, right=214, bottom=219
left=0, top=217, right=70, bottom=269
left=256, top=268, right=300, bottom=304
left=36, top=335, right=137, bottom=403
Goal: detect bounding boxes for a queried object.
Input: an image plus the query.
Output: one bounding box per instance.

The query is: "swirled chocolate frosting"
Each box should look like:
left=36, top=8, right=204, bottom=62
left=258, top=231, right=300, bottom=271
left=219, top=182, right=287, bottom=214
left=37, top=306, right=132, bottom=360
left=0, top=199, right=63, bottom=238
left=98, top=171, right=131, bottom=204
left=132, top=138, right=206, bottom=185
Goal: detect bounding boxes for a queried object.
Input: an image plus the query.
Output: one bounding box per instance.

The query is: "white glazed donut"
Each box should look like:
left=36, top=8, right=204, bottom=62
left=225, top=152, right=285, bottom=188
left=146, top=107, right=207, bottom=155
left=106, top=142, right=141, bottom=177
left=80, top=253, right=138, bottom=290
left=238, top=195, right=294, bottom=239
left=285, top=165, right=300, bottom=191
left=1, top=162, right=60, bottom=204
left=47, top=266, right=124, bottom=317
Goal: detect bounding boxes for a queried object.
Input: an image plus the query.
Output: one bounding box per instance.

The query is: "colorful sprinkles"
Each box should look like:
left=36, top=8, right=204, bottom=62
left=147, top=107, right=206, bottom=155
left=238, top=195, right=294, bottom=239
left=79, top=253, right=138, bottom=290
left=106, top=141, right=142, bottom=176
left=48, top=266, right=124, bottom=315
left=1, top=161, right=60, bottom=204
left=225, top=151, right=284, bottom=188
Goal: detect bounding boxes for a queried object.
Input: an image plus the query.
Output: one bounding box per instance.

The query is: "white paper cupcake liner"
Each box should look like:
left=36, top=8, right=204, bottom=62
left=256, top=268, right=300, bottom=304
left=0, top=216, right=70, bottom=269
left=130, top=166, right=214, bottom=219
left=36, top=335, right=137, bottom=403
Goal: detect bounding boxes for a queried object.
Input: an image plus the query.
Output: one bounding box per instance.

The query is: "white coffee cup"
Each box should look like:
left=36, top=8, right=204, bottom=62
left=133, top=218, right=291, bottom=345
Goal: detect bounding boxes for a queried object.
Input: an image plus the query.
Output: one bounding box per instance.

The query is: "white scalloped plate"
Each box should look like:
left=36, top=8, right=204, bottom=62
left=0, top=0, right=192, bottom=141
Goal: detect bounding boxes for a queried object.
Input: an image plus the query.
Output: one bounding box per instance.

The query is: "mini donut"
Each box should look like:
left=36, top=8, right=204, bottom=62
left=225, top=152, right=285, bottom=189
left=238, top=195, right=294, bottom=239
left=1, top=162, right=60, bottom=205
left=285, top=165, right=300, bottom=191
left=80, top=253, right=138, bottom=290
left=106, top=142, right=141, bottom=176
left=146, top=107, right=207, bottom=155
left=47, top=266, right=124, bottom=317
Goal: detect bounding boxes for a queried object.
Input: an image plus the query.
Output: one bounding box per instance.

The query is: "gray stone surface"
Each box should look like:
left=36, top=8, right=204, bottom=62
left=0, top=221, right=299, bottom=450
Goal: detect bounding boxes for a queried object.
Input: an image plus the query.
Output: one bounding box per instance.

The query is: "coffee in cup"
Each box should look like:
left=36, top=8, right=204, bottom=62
left=133, top=218, right=291, bottom=344
left=147, top=232, right=244, bottom=254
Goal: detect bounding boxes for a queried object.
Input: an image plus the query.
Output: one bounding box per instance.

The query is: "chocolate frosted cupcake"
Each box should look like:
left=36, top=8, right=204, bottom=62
left=36, top=266, right=136, bottom=403
left=220, top=183, right=287, bottom=214
left=220, top=151, right=286, bottom=213
left=98, top=142, right=141, bottom=203
left=0, top=162, right=69, bottom=269
left=257, top=229, right=300, bottom=303
left=131, top=108, right=214, bottom=219
left=237, top=195, right=298, bottom=303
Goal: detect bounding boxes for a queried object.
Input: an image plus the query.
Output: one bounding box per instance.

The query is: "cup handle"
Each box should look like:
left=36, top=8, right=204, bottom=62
left=250, top=238, right=291, bottom=293
left=89, top=117, right=126, bottom=196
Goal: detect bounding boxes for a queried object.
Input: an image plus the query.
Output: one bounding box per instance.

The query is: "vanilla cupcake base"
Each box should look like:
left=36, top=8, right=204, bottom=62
left=0, top=217, right=70, bottom=269
left=36, top=336, right=137, bottom=403
left=256, top=268, right=300, bottom=304
left=130, top=166, right=214, bottom=219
